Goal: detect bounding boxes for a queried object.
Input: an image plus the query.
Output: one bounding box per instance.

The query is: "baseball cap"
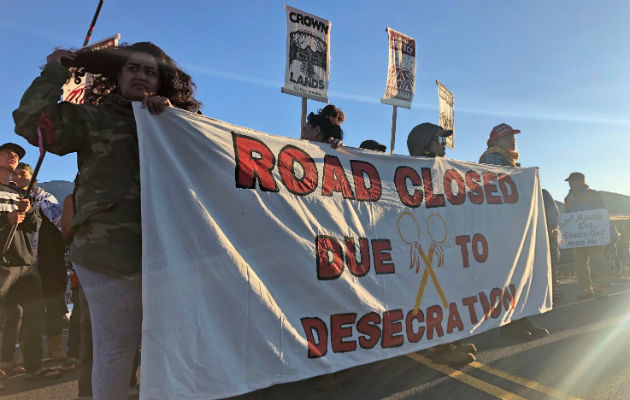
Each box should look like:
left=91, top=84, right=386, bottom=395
left=407, top=123, right=453, bottom=156
left=488, top=123, right=520, bottom=145
left=565, top=172, right=585, bottom=182
left=0, top=143, right=26, bottom=160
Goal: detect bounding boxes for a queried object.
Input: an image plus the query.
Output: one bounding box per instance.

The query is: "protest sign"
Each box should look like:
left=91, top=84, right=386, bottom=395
left=134, top=105, right=551, bottom=399
left=62, top=33, right=120, bottom=104
left=381, top=27, right=416, bottom=109
left=281, top=5, right=331, bottom=103
left=558, top=209, right=610, bottom=249
left=437, top=80, right=454, bottom=149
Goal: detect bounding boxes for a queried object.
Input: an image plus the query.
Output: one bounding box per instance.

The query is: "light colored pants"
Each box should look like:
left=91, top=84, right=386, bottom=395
left=572, top=246, right=608, bottom=291
left=73, top=264, right=141, bottom=400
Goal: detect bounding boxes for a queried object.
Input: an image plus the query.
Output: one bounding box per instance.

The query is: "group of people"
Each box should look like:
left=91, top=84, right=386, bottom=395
left=0, top=40, right=622, bottom=399
left=4, top=42, right=199, bottom=400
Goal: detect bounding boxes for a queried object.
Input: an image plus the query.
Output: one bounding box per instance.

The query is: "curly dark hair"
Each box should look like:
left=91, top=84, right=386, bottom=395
left=66, top=42, right=201, bottom=112
left=306, top=104, right=344, bottom=141
left=318, top=104, right=345, bottom=124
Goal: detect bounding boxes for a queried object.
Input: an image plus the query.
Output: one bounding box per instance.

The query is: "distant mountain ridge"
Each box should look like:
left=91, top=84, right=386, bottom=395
left=38, top=180, right=74, bottom=202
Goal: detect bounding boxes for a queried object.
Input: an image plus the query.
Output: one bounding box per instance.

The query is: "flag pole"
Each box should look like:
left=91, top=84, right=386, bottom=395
left=301, top=97, right=307, bottom=132
left=389, top=105, right=397, bottom=154
left=82, top=0, right=105, bottom=46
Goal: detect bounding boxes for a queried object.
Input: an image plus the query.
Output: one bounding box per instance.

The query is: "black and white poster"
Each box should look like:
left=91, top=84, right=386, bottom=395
left=281, top=5, right=331, bottom=103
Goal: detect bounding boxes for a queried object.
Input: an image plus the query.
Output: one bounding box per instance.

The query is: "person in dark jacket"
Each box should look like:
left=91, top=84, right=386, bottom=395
left=407, top=123, right=479, bottom=365
left=564, top=172, right=609, bottom=298
left=0, top=142, right=53, bottom=379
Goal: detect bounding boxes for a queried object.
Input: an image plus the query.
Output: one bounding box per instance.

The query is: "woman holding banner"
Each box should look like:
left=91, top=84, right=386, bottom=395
left=13, top=42, right=201, bottom=400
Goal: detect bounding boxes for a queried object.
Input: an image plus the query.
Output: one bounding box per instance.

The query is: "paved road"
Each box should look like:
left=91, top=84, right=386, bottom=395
left=1, top=278, right=628, bottom=400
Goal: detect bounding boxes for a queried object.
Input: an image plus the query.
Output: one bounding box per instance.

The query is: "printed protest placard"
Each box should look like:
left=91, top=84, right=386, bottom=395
left=281, top=5, right=331, bottom=102
left=437, top=80, right=454, bottom=149
left=381, top=27, right=416, bottom=109
left=558, top=209, right=610, bottom=249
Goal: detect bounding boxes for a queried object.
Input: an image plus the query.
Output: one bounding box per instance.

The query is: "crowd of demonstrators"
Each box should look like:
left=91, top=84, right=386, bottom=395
left=406, top=123, right=479, bottom=366
left=13, top=41, right=201, bottom=399
left=564, top=172, right=610, bottom=299
left=2, top=39, right=622, bottom=398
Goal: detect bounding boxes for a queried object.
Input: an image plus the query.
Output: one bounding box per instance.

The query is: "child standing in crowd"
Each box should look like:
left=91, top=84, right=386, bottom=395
left=13, top=42, right=201, bottom=399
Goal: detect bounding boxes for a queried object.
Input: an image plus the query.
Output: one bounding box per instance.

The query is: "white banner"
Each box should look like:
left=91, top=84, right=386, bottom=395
left=381, top=27, right=416, bottom=109
left=134, top=105, right=551, bottom=399
left=62, top=34, right=120, bottom=104
left=437, top=80, right=454, bottom=149
left=558, top=209, right=610, bottom=249
left=281, top=5, right=330, bottom=103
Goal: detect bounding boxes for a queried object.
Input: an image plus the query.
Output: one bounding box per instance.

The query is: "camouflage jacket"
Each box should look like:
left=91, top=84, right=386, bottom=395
left=13, top=62, right=141, bottom=279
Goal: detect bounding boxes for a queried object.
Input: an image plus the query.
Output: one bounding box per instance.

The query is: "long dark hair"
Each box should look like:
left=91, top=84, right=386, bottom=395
left=67, top=42, right=201, bottom=112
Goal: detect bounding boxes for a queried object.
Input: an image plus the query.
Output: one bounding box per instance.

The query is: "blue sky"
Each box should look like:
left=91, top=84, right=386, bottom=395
left=1, top=1, right=628, bottom=202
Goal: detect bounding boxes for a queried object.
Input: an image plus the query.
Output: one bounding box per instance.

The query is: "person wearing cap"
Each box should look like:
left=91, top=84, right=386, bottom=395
left=407, top=122, right=452, bottom=157
left=359, top=140, right=386, bottom=152
left=477, top=124, right=550, bottom=340
left=479, top=123, right=521, bottom=166
left=563, top=172, right=609, bottom=298
left=406, top=123, right=479, bottom=365
left=0, top=143, right=55, bottom=379
left=10, top=163, right=68, bottom=365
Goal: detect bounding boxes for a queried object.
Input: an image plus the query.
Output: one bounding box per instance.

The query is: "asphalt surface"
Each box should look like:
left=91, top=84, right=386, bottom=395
left=1, top=277, right=628, bottom=400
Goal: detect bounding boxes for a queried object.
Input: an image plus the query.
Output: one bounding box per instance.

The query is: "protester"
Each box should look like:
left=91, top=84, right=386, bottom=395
left=407, top=122, right=451, bottom=158
left=0, top=142, right=58, bottom=379
left=478, top=124, right=550, bottom=340
left=478, top=123, right=522, bottom=166
left=563, top=172, right=610, bottom=298
left=542, top=189, right=560, bottom=303
left=359, top=139, right=386, bottom=152
left=301, top=104, right=344, bottom=148
left=407, top=122, right=478, bottom=365
left=12, top=162, right=68, bottom=363
left=13, top=42, right=202, bottom=399
left=300, top=105, right=347, bottom=390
